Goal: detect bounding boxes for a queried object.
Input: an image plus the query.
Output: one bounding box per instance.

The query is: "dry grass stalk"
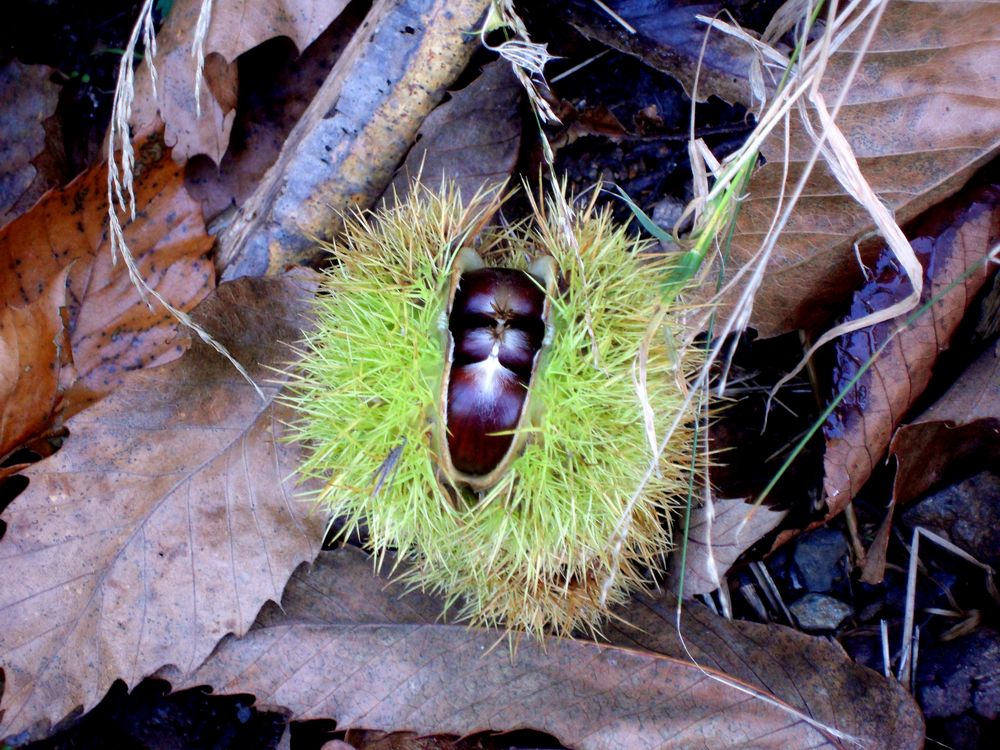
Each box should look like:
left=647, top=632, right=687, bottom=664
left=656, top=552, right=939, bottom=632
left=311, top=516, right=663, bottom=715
left=106, top=0, right=262, bottom=397
left=192, top=0, right=215, bottom=116
left=899, top=526, right=998, bottom=687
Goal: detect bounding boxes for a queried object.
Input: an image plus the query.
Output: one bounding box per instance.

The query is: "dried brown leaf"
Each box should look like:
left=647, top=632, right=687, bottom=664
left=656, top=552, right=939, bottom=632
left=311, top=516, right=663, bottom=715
left=607, top=594, right=923, bottom=750
left=0, top=270, right=69, bottom=462
left=169, top=548, right=921, bottom=750
left=0, top=135, right=215, bottom=417
left=726, top=1, right=1000, bottom=336
left=132, top=0, right=352, bottom=163
left=823, top=181, right=1000, bottom=515
left=670, top=496, right=787, bottom=597
left=0, top=60, right=61, bottom=227
left=0, top=273, right=326, bottom=742
left=217, top=0, right=491, bottom=279
left=890, top=345, right=1000, bottom=507
left=183, top=623, right=848, bottom=748
left=384, top=60, right=523, bottom=207
left=254, top=547, right=453, bottom=630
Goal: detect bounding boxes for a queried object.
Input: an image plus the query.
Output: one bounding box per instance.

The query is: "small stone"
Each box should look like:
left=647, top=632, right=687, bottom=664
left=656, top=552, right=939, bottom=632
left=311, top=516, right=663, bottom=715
left=789, top=593, right=853, bottom=632
left=902, top=471, right=1000, bottom=567
left=792, top=528, right=850, bottom=593
left=651, top=195, right=689, bottom=238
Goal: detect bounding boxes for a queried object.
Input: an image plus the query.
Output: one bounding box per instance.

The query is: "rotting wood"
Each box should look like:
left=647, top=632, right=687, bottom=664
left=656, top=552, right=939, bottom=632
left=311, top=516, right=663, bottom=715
left=217, top=0, right=492, bottom=279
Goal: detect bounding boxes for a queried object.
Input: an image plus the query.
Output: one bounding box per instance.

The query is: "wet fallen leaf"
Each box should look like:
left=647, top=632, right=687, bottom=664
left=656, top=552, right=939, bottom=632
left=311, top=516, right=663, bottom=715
left=253, top=547, right=453, bottom=630
left=890, top=345, right=1000, bottom=507
left=558, top=102, right=630, bottom=140
left=0, top=272, right=326, bottom=742
left=168, top=548, right=922, bottom=750
left=725, top=1, right=1000, bottom=336
left=0, top=135, right=215, bottom=419
left=217, top=0, right=491, bottom=279
left=132, top=0, right=352, bottom=163
left=185, top=8, right=364, bottom=222
left=669, top=496, right=787, bottom=597
left=549, top=0, right=755, bottom=106
left=823, top=181, right=1000, bottom=516
left=0, top=60, right=61, bottom=227
left=384, top=60, right=523, bottom=206
left=0, top=270, right=69, bottom=462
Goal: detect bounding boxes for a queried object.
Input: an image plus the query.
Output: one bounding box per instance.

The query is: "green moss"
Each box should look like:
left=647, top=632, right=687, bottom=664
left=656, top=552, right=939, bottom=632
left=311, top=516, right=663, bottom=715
left=285, top=185, right=699, bottom=637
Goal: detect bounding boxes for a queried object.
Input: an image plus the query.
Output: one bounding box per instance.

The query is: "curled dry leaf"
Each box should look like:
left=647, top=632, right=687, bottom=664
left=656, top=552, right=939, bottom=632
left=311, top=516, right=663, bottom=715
left=0, top=135, right=215, bottom=420
left=823, top=181, right=1000, bottom=516
left=383, top=60, right=523, bottom=207
left=132, top=0, right=352, bottom=163
left=890, top=345, right=1000, bottom=507
left=217, top=0, right=491, bottom=279
left=669, top=496, right=787, bottom=597
left=171, top=548, right=922, bottom=750
left=0, top=270, right=70, bottom=462
left=548, top=0, right=755, bottom=106
left=725, top=0, right=1000, bottom=336
left=0, top=60, right=61, bottom=227
left=0, top=273, right=326, bottom=743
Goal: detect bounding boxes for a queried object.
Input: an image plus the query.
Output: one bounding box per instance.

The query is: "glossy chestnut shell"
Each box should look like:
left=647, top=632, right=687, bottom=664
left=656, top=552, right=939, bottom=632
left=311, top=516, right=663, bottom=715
left=446, top=268, right=546, bottom=476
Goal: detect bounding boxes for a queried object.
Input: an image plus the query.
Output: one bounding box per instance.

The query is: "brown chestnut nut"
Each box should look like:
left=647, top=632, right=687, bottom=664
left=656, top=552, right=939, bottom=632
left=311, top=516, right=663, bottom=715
left=451, top=268, right=545, bottom=322
left=454, top=326, right=538, bottom=376
left=447, top=363, right=528, bottom=475
left=446, top=268, right=546, bottom=476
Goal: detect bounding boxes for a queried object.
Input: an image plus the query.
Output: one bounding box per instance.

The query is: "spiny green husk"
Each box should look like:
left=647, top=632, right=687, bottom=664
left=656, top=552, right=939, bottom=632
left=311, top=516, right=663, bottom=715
left=286, top=184, right=700, bottom=637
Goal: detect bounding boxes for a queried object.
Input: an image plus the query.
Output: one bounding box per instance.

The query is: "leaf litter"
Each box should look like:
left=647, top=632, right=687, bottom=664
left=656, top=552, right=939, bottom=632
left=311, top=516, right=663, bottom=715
left=0, top=270, right=71, bottom=463
left=214, top=0, right=494, bottom=280
left=0, top=60, right=61, bottom=227
left=0, top=134, right=214, bottom=432
left=715, top=0, right=1000, bottom=337
left=0, top=0, right=990, bottom=739
left=130, top=0, right=354, bottom=164
left=171, top=548, right=922, bottom=750
left=824, top=179, right=1000, bottom=515
left=0, top=273, right=325, bottom=741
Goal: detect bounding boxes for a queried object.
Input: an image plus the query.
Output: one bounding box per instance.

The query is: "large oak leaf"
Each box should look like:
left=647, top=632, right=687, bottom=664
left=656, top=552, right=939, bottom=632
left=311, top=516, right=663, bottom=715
left=726, top=0, right=1000, bottom=336
left=0, top=273, right=326, bottom=742
left=171, top=548, right=922, bottom=750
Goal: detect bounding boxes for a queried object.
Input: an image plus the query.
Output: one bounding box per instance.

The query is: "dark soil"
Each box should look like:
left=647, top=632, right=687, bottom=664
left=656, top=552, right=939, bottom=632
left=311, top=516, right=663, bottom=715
left=1, top=0, right=169, bottom=178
